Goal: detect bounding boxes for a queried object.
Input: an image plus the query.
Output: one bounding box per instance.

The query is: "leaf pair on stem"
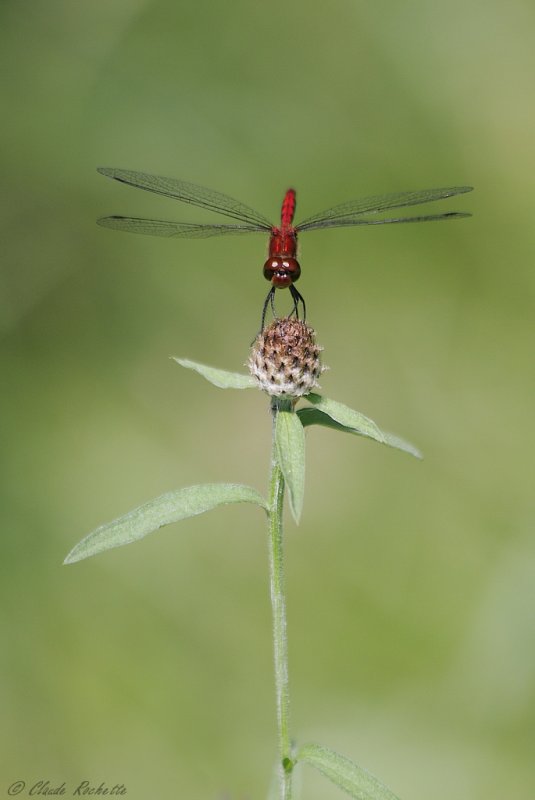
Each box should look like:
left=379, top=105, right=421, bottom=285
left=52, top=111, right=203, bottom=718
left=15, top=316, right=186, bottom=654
left=64, top=357, right=420, bottom=564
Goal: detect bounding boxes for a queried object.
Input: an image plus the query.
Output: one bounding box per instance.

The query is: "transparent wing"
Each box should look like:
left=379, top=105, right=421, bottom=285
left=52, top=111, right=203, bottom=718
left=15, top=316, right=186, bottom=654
left=97, top=167, right=274, bottom=229
left=298, top=211, right=471, bottom=231
left=97, top=216, right=268, bottom=238
left=296, top=186, right=473, bottom=231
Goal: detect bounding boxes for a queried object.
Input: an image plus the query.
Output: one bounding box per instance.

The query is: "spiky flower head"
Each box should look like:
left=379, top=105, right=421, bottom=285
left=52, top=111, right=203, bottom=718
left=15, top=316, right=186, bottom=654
left=248, top=317, right=325, bottom=398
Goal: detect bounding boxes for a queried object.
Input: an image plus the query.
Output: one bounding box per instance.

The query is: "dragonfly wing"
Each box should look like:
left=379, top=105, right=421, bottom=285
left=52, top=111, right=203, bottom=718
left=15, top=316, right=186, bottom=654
left=297, top=210, right=471, bottom=232
left=296, top=186, right=473, bottom=230
left=97, top=168, right=274, bottom=229
left=97, top=216, right=267, bottom=238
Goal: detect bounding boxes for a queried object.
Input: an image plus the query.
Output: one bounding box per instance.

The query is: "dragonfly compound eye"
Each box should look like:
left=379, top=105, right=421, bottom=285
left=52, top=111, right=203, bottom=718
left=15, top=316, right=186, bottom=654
left=263, top=257, right=301, bottom=288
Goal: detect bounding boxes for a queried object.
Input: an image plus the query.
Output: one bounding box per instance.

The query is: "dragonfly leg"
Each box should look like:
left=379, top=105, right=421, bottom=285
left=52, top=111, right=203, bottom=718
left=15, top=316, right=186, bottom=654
left=270, top=288, right=277, bottom=318
left=255, top=285, right=305, bottom=342
left=256, top=286, right=276, bottom=336
left=289, top=284, right=306, bottom=321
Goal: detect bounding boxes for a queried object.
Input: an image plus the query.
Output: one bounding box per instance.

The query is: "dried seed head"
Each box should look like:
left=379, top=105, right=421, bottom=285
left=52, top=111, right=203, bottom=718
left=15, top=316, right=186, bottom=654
left=248, top=317, right=325, bottom=397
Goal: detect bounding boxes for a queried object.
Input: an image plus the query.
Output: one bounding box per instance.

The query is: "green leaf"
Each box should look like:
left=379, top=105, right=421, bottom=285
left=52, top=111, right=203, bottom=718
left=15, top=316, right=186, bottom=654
left=173, top=358, right=256, bottom=389
left=298, top=407, right=353, bottom=432
left=306, top=394, right=385, bottom=441
left=275, top=410, right=306, bottom=524
left=296, top=743, right=401, bottom=800
left=382, top=431, right=422, bottom=459
left=64, top=484, right=268, bottom=564
left=302, top=395, right=422, bottom=459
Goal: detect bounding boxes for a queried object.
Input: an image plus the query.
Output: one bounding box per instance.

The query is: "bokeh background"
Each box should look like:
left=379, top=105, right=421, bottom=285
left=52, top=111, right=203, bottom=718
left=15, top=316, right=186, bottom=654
left=1, top=1, right=534, bottom=798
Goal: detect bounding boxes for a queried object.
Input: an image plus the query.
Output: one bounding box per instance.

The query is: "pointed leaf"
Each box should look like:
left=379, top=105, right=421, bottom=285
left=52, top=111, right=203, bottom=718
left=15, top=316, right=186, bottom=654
left=296, top=743, right=401, bottom=800
left=298, top=407, right=353, bottom=432
left=174, top=358, right=255, bottom=389
left=275, top=410, right=306, bottom=523
left=64, top=484, right=268, bottom=564
left=382, top=431, right=422, bottom=459
left=307, top=394, right=385, bottom=442
left=302, top=396, right=422, bottom=458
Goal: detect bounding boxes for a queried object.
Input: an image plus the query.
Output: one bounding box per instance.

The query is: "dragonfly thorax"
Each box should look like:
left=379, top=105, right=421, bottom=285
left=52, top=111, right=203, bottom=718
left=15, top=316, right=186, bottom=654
left=269, top=227, right=297, bottom=257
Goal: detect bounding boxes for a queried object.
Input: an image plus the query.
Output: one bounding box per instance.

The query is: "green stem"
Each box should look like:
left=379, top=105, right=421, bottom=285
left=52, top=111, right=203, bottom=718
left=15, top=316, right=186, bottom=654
left=268, top=406, right=293, bottom=800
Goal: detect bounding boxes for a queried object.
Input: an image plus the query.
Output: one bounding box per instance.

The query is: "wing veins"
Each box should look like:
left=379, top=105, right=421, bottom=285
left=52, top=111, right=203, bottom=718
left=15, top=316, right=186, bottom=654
left=97, top=167, right=274, bottom=229
left=296, top=186, right=473, bottom=229
left=97, top=216, right=267, bottom=239
left=297, top=211, right=471, bottom=232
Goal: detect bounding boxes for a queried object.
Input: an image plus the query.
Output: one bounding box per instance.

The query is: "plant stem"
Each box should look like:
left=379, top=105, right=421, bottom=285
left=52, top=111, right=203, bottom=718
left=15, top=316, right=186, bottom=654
left=268, top=406, right=293, bottom=800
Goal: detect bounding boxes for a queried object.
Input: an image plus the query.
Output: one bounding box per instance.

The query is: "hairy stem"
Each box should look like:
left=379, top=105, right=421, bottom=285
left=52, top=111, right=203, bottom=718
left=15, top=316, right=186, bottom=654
left=268, top=406, right=293, bottom=800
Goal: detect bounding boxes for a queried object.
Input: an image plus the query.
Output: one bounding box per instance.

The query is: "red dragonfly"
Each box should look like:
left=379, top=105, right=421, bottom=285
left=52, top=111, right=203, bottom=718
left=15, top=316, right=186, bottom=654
left=97, top=168, right=472, bottom=328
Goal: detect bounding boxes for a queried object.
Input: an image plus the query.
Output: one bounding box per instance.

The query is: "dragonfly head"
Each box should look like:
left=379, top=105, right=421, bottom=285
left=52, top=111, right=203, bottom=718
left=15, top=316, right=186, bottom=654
left=263, top=256, right=301, bottom=289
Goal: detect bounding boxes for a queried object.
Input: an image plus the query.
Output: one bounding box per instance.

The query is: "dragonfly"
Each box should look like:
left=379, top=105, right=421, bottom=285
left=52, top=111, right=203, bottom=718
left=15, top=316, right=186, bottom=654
left=97, top=167, right=472, bottom=328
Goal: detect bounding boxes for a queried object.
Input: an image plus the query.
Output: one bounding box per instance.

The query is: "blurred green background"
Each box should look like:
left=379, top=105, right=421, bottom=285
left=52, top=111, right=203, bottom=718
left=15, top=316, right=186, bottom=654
left=1, top=1, right=534, bottom=798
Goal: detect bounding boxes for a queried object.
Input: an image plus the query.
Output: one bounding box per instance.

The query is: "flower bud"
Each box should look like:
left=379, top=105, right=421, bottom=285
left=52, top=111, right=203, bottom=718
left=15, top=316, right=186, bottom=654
left=248, top=318, right=325, bottom=397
